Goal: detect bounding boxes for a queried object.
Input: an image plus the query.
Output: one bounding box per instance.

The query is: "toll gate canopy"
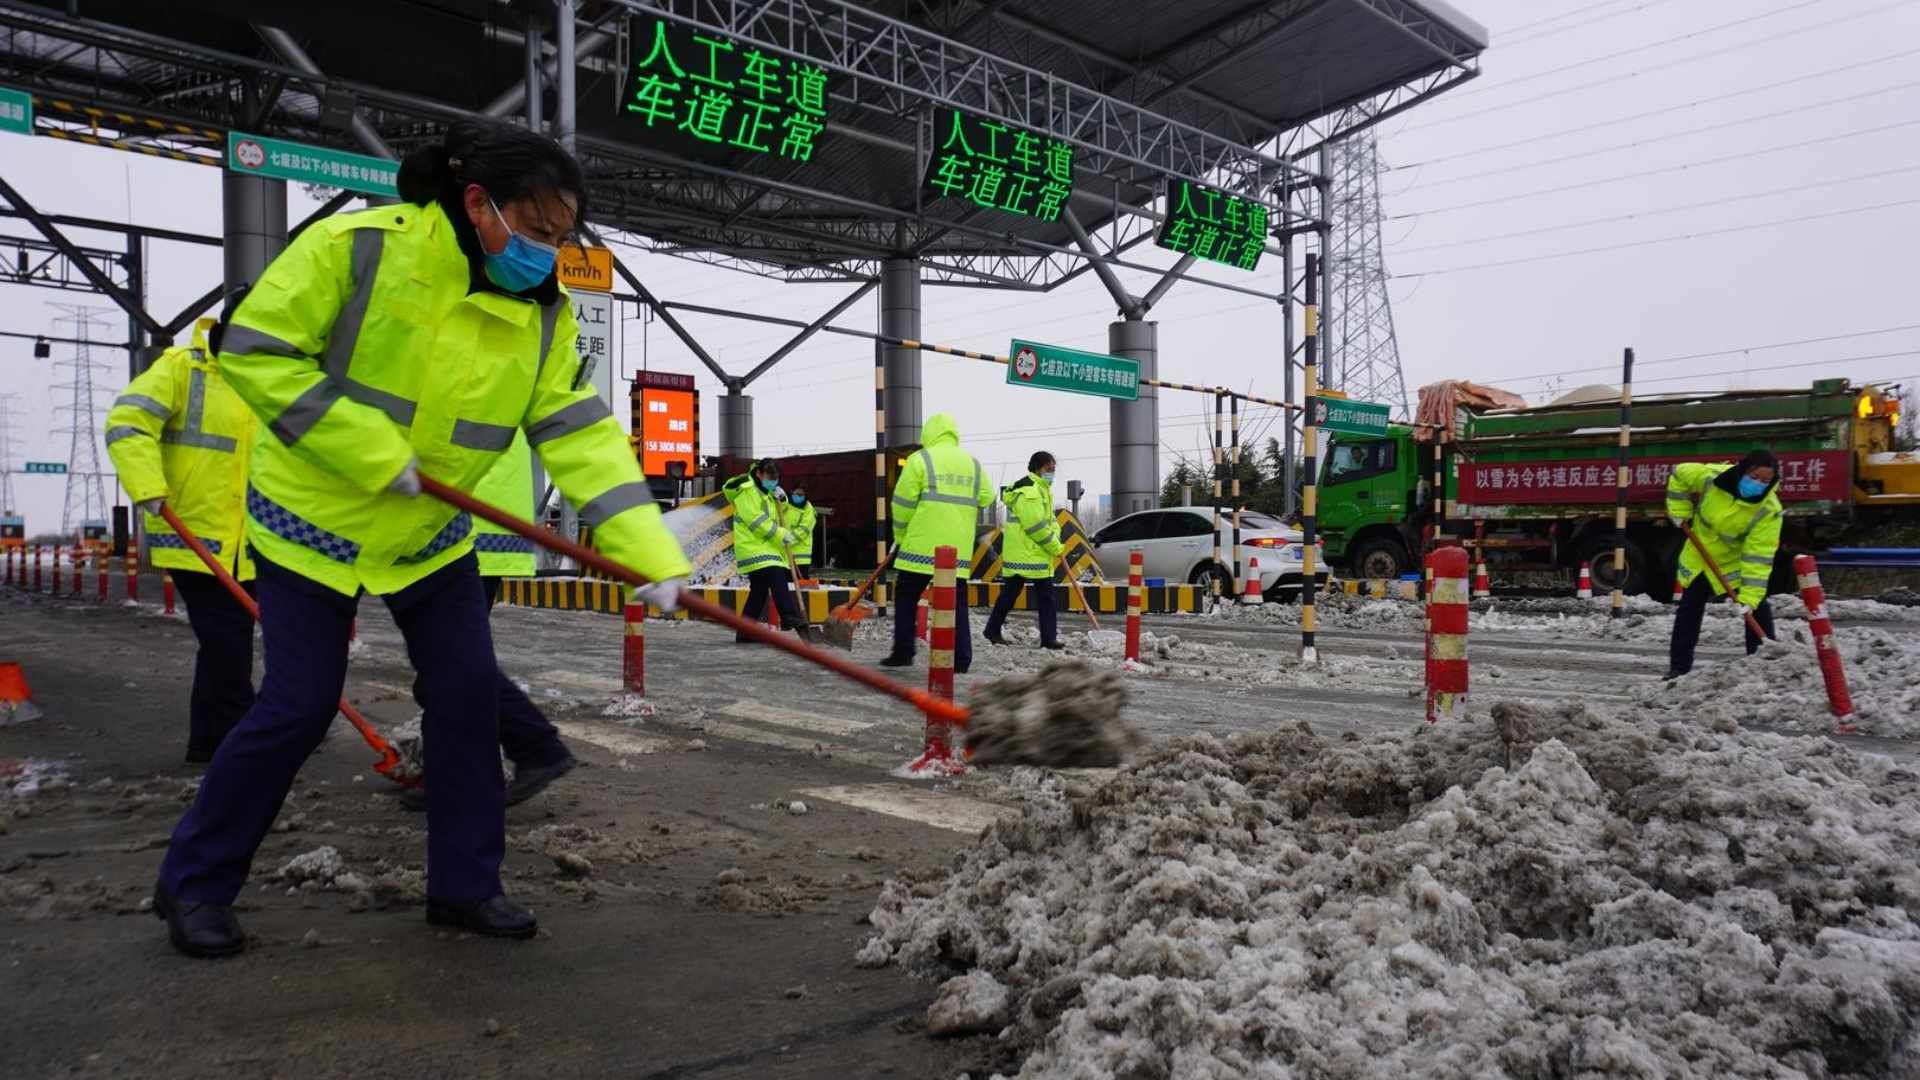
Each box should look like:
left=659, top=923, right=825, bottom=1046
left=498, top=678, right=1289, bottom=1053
left=0, top=0, right=1486, bottom=290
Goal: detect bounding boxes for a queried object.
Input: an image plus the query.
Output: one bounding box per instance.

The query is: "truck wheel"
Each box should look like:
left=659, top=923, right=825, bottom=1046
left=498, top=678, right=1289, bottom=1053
left=1350, top=536, right=1410, bottom=582
left=1577, top=537, right=1648, bottom=597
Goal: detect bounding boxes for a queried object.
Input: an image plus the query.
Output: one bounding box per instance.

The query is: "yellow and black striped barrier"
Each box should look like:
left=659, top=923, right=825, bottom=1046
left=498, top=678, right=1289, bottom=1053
left=497, top=577, right=1203, bottom=617
left=1337, top=578, right=1422, bottom=600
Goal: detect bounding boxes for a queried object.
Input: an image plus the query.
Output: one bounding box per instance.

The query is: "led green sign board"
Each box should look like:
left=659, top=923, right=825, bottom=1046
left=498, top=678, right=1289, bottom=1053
left=620, top=15, right=828, bottom=164
left=1006, top=339, right=1139, bottom=401
left=923, top=108, right=1073, bottom=222
left=227, top=132, right=398, bottom=196
left=1154, top=179, right=1269, bottom=271
left=24, top=462, right=67, bottom=475
left=0, top=86, right=31, bottom=136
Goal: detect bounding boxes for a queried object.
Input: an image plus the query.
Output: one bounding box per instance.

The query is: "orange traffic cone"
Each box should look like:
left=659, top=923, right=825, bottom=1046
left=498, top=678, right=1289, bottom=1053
left=0, top=661, right=42, bottom=724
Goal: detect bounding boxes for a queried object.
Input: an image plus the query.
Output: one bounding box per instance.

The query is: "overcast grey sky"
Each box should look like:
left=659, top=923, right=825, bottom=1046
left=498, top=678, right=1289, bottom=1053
left=4, top=0, right=1918, bottom=531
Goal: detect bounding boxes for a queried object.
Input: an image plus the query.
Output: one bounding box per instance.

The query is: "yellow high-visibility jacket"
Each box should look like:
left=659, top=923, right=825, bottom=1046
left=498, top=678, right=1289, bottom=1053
left=472, top=430, right=537, bottom=577
left=723, top=474, right=787, bottom=574
left=786, top=499, right=817, bottom=568
left=999, top=472, right=1063, bottom=580
left=104, top=326, right=256, bottom=580
left=890, top=412, right=991, bottom=576
left=1665, top=461, right=1783, bottom=607
left=217, top=202, right=689, bottom=596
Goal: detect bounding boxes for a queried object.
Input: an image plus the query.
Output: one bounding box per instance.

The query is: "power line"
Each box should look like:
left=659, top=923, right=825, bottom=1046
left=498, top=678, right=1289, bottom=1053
left=1503, top=0, right=1672, bottom=47
left=1632, top=348, right=1920, bottom=388
left=1449, top=324, right=1920, bottom=387
left=1398, top=79, right=1920, bottom=192
left=1391, top=163, right=1920, bottom=255
left=1390, top=117, right=1920, bottom=220
left=1391, top=47, right=1920, bottom=171
left=1404, top=0, right=1910, bottom=129
left=1391, top=196, right=1920, bottom=279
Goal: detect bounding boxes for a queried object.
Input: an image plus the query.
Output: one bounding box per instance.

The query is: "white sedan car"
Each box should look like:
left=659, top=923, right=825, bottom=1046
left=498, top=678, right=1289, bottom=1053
left=1088, top=508, right=1328, bottom=600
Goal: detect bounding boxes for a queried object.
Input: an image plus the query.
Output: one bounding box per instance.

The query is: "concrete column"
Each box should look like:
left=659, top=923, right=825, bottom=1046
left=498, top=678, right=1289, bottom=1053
left=879, top=257, right=921, bottom=447
left=1109, top=318, right=1159, bottom=518
left=719, top=385, right=753, bottom=460
left=222, top=169, right=287, bottom=294
left=554, top=0, right=576, bottom=154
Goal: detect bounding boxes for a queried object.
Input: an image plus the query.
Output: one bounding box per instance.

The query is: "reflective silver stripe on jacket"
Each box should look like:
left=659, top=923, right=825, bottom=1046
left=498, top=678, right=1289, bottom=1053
left=916, top=448, right=984, bottom=508
left=343, top=379, right=415, bottom=426
left=159, top=368, right=238, bottom=452
left=525, top=397, right=612, bottom=445
left=104, top=425, right=144, bottom=446
left=219, top=325, right=304, bottom=359
left=579, top=481, right=653, bottom=526
left=115, top=393, right=171, bottom=420
left=322, top=228, right=385, bottom=378
left=1024, top=519, right=1051, bottom=538
left=270, top=381, right=344, bottom=445
left=536, top=300, right=563, bottom=379
left=451, top=419, right=517, bottom=451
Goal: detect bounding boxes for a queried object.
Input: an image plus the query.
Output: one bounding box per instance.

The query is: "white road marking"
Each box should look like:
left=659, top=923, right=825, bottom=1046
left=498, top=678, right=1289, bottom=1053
left=554, top=721, right=673, bottom=757
left=797, top=784, right=1011, bottom=835
left=527, top=669, right=624, bottom=694
left=717, top=699, right=875, bottom=736
left=699, top=721, right=899, bottom=769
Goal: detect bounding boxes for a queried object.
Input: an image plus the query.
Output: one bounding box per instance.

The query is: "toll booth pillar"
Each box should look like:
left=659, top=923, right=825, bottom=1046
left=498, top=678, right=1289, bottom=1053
left=880, top=257, right=921, bottom=447
left=222, top=169, right=287, bottom=295
left=1109, top=317, right=1159, bottom=518
left=719, top=384, right=753, bottom=461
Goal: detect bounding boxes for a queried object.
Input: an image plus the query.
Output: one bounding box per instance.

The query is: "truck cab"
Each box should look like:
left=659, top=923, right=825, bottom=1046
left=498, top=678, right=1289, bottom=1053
left=1317, top=426, right=1426, bottom=580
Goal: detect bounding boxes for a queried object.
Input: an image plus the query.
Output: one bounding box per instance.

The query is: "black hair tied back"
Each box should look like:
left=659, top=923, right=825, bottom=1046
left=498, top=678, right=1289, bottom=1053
left=395, top=119, right=590, bottom=230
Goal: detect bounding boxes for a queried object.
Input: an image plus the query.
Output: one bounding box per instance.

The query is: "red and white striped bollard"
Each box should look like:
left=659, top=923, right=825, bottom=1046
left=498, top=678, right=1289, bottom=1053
left=125, top=543, right=139, bottom=602
left=1124, top=548, right=1144, bottom=663
left=51, top=545, right=61, bottom=595
left=1793, top=554, right=1856, bottom=734
left=96, top=547, right=108, bottom=602
left=33, top=545, right=42, bottom=592
left=622, top=599, right=646, bottom=696
left=904, top=545, right=964, bottom=777
left=162, top=571, right=176, bottom=616
left=1576, top=561, right=1592, bottom=600
left=1425, top=547, right=1469, bottom=724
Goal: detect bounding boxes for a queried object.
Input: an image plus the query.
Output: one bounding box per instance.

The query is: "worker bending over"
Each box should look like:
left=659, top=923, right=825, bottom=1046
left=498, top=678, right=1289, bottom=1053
left=1665, top=449, right=1782, bottom=678
left=882, top=413, right=992, bottom=672
left=153, top=120, right=689, bottom=958
left=724, top=458, right=816, bottom=643
left=983, top=451, right=1066, bottom=650
left=104, top=316, right=258, bottom=764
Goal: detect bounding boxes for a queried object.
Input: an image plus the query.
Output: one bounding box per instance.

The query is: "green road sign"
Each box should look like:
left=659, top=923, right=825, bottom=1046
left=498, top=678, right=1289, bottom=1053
left=619, top=14, right=828, bottom=165
left=0, top=85, right=31, bottom=135
left=227, top=131, right=398, bottom=197
left=1308, top=396, right=1392, bottom=436
left=923, top=109, right=1074, bottom=222
left=1155, top=178, right=1268, bottom=271
left=24, top=462, right=67, bottom=475
left=1006, top=339, right=1139, bottom=401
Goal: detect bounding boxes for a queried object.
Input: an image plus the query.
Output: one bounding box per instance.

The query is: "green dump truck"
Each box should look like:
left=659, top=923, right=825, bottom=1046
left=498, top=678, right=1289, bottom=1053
left=1315, top=378, right=1915, bottom=596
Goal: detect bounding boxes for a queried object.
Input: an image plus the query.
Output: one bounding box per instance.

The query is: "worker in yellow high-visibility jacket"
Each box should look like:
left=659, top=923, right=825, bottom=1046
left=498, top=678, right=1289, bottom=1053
left=881, top=413, right=992, bottom=672
left=153, top=120, right=690, bottom=959
left=104, top=317, right=257, bottom=764
left=1664, top=449, right=1783, bottom=678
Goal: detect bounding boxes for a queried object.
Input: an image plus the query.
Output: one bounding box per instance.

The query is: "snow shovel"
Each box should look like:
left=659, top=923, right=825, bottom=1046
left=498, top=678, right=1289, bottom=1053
left=823, top=545, right=895, bottom=651
left=1680, top=523, right=1772, bottom=644
left=155, top=505, right=417, bottom=787
left=1061, top=560, right=1124, bottom=650
left=418, top=476, right=1142, bottom=767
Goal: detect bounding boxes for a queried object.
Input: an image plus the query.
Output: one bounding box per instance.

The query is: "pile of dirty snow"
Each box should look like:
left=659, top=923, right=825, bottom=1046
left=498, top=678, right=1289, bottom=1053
left=964, top=662, right=1143, bottom=768
left=1640, top=625, right=1920, bottom=737
left=859, top=701, right=1920, bottom=1078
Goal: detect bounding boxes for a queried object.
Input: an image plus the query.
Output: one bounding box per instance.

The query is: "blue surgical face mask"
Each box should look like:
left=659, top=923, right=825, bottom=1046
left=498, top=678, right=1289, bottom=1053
left=482, top=197, right=559, bottom=293
left=791, top=494, right=807, bottom=507
left=1738, top=475, right=1767, bottom=499
left=759, top=477, right=778, bottom=494
left=1040, top=470, right=1055, bottom=482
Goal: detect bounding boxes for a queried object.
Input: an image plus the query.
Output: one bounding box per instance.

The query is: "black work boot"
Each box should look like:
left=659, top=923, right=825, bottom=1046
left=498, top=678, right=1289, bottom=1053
left=504, top=755, right=577, bottom=808
left=153, top=885, right=246, bottom=958
left=426, top=894, right=538, bottom=939
left=878, top=652, right=914, bottom=668
left=1041, top=641, right=1066, bottom=651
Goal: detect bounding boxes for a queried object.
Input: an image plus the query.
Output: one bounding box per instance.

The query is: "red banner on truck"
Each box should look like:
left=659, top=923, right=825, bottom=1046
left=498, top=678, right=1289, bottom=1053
left=1458, top=450, right=1850, bottom=505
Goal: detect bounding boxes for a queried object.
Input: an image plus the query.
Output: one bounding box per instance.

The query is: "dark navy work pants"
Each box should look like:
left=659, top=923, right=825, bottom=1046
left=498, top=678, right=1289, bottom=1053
left=169, top=570, right=257, bottom=757
left=478, top=578, right=568, bottom=770
left=889, top=569, right=972, bottom=673
left=1668, top=573, right=1776, bottom=675
left=160, top=553, right=506, bottom=905
left=983, top=577, right=1058, bottom=646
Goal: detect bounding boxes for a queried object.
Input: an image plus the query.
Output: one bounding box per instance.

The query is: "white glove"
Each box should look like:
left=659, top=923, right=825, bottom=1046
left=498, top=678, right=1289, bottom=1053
left=136, top=498, right=165, bottom=516
left=385, top=459, right=422, bottom=498
left=636, top=577, right=685, bottom=613
left=773, top=485, right=788, bottom=501
left=781, top=529, right=800, bottom=547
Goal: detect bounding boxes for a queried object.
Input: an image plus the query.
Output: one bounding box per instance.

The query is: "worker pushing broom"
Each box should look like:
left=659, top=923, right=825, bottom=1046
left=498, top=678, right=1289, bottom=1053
left=147, top=119, right=1137, bottom=960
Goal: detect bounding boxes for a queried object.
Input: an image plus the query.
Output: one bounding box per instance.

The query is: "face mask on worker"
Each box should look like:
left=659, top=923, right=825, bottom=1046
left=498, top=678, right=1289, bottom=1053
left=791, top=493, right=807, bottom=507
left=1039, top=467, right=1055, bottom=481
left=759, top=476, right=778, bottom=494
left=1737, top=475, right=1767, bottom=499
left=482, top=196, right=558, bottom=292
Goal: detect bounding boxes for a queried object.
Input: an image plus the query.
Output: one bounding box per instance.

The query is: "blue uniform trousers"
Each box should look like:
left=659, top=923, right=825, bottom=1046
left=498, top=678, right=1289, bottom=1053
left=889, top=569, right=972, bottom=674
left=159, top=552, right=506, bottom=905
left=983, top=576, right=1059, bottom=646
left=169, top=570, right=258, bottom=757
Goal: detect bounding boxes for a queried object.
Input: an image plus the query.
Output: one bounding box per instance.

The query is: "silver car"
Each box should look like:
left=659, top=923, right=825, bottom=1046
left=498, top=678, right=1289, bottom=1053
left=1088, top=508, right=1328, bottom=600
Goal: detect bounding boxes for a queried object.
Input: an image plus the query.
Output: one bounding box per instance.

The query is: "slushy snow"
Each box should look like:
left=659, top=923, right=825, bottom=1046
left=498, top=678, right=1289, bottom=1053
left=859, top=700, right=1920, bottom=1078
